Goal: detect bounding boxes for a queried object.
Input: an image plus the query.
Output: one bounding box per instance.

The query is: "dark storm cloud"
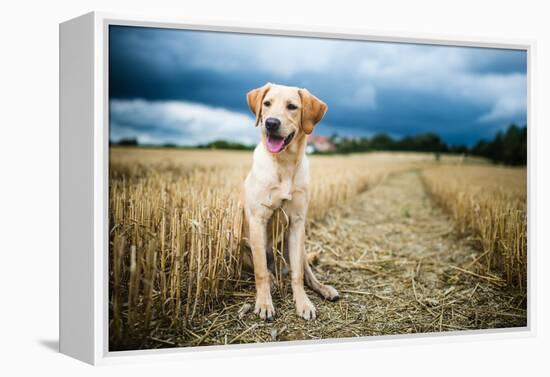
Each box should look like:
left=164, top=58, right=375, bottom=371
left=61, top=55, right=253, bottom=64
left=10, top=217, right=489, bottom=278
left=109, top=26, right=527, bottom=146
left=463, top=48, right=527, bottom=75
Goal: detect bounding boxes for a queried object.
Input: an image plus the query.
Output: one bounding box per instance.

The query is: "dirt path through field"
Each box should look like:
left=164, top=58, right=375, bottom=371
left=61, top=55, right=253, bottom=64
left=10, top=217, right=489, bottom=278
left=164, top=170, right=527, bottom=347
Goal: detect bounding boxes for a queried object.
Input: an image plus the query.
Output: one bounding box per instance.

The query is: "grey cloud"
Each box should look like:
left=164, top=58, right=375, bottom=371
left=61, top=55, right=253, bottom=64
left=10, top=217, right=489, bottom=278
left=109, top=26, right=527, bottom=146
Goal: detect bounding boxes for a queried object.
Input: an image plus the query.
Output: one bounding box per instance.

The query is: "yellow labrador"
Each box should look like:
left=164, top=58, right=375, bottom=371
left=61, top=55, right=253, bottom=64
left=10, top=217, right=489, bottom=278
left=240, top=83, right=339, bottom=321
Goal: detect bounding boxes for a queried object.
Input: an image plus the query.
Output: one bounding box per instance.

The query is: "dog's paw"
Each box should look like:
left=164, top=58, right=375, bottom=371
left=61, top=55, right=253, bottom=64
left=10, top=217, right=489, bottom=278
left=296, top=296, right=316, bottom=320
left=322, top=285, right=340, bottom=301
left=255, top=296, right=275, bottom=320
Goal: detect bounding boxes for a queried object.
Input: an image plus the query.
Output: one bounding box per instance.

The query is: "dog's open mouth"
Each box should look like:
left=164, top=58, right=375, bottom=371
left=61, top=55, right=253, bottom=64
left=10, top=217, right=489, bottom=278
left=266, top=131, right=295, bottom=153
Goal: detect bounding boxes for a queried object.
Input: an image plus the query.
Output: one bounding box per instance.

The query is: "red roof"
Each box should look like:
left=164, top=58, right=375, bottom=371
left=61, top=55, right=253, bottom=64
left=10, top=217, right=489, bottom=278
left=307, top=135, right=330, bottom=143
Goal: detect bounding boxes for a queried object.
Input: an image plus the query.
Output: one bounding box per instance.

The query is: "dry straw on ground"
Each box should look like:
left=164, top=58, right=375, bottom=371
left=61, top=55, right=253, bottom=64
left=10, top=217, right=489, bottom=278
left=109, top=148, right=526, bottom=350
left=421, top=165, right=527, bottom=288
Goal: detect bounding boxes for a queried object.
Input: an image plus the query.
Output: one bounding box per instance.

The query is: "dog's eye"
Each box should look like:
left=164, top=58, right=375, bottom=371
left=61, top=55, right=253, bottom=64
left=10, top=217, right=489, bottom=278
left=263, top=100, right=271, bottom=107
left=287, top=103, right=298, bottom=110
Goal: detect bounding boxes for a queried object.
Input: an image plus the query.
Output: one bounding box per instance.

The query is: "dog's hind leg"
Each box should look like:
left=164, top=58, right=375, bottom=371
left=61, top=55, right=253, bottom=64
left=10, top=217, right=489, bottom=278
left=304, top=261, right=339, bottom=301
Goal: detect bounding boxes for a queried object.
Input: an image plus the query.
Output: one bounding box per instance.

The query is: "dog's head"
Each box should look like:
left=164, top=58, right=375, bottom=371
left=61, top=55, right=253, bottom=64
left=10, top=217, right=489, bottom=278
left=247, top=83, right=327, bottom=154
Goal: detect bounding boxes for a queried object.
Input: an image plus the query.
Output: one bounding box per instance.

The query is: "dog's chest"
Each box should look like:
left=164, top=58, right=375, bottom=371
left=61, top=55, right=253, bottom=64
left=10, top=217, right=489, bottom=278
left=266, top=179, right=293, bottom=209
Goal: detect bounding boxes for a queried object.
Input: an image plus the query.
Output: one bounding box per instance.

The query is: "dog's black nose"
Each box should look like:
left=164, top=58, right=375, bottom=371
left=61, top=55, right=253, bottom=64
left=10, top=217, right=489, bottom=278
left=265, top=117, right=281, bottom=132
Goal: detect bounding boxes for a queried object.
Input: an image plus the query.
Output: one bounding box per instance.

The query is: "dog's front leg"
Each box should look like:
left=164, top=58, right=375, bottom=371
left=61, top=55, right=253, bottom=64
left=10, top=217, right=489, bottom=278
left=287, top=204, right=316, bottom=320
left=248, top=217, right=275, bottom=320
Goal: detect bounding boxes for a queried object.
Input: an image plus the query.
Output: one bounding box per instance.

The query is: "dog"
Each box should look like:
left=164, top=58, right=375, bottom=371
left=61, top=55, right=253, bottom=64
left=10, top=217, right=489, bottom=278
left=239, top=83, right=339, bottom=321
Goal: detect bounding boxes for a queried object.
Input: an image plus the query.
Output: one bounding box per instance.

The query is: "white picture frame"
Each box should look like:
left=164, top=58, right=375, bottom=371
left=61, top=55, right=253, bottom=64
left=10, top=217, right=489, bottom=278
left=59, top=11, right=535, bottom=365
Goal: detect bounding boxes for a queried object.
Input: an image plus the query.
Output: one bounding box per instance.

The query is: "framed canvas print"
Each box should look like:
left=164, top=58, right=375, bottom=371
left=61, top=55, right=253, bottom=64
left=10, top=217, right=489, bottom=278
left=59, top=12, right=532, bottom=365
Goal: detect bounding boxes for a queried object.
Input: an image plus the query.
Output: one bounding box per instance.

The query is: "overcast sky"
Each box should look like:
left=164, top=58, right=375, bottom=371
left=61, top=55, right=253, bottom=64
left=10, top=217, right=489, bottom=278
left=109, top=25, right=527, bottom=147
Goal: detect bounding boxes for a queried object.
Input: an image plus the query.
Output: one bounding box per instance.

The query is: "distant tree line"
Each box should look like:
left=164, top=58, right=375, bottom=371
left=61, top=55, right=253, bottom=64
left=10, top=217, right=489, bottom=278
left=335, top=132, right=449, bottom=154
left=197, top=140, right=255, bottom=151
left=110, top=124, right=527, bottom=166
left=471, top=124, right=527, bottom=165
left=109, top=138, right=254, bottom=150
left=114, top=137, right=139, bottom=146
left=330, top=124, right=526, bottom=166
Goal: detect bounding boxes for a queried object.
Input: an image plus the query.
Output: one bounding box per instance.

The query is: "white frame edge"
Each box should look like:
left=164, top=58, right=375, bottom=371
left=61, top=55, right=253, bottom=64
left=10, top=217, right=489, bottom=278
left=59, top=11, right=536, bottom=366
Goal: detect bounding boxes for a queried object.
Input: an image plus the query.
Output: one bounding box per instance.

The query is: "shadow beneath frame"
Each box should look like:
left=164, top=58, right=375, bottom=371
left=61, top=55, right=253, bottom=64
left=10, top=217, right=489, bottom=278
left=38, top=339, right=59, bottom=353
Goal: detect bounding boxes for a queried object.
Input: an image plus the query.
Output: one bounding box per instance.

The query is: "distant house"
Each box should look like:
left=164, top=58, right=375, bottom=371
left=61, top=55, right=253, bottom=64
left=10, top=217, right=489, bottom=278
left=307, top=135, right=336, bottom=153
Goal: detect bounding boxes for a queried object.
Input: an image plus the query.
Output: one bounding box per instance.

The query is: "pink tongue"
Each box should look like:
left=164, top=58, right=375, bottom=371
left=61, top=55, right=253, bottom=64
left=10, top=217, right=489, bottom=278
left=266, top=135, right=285, bottom=153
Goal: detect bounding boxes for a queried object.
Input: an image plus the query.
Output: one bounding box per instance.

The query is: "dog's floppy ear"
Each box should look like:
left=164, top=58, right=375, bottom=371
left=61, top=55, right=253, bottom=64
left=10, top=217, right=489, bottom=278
left=298, top=89, right=327, bottom=135
left=247, top=83, right=271, bottom=127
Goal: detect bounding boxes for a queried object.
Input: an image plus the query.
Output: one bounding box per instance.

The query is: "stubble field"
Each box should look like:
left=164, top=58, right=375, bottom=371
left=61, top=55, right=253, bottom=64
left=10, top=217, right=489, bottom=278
left=109, top=147, right=527, bottom=350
